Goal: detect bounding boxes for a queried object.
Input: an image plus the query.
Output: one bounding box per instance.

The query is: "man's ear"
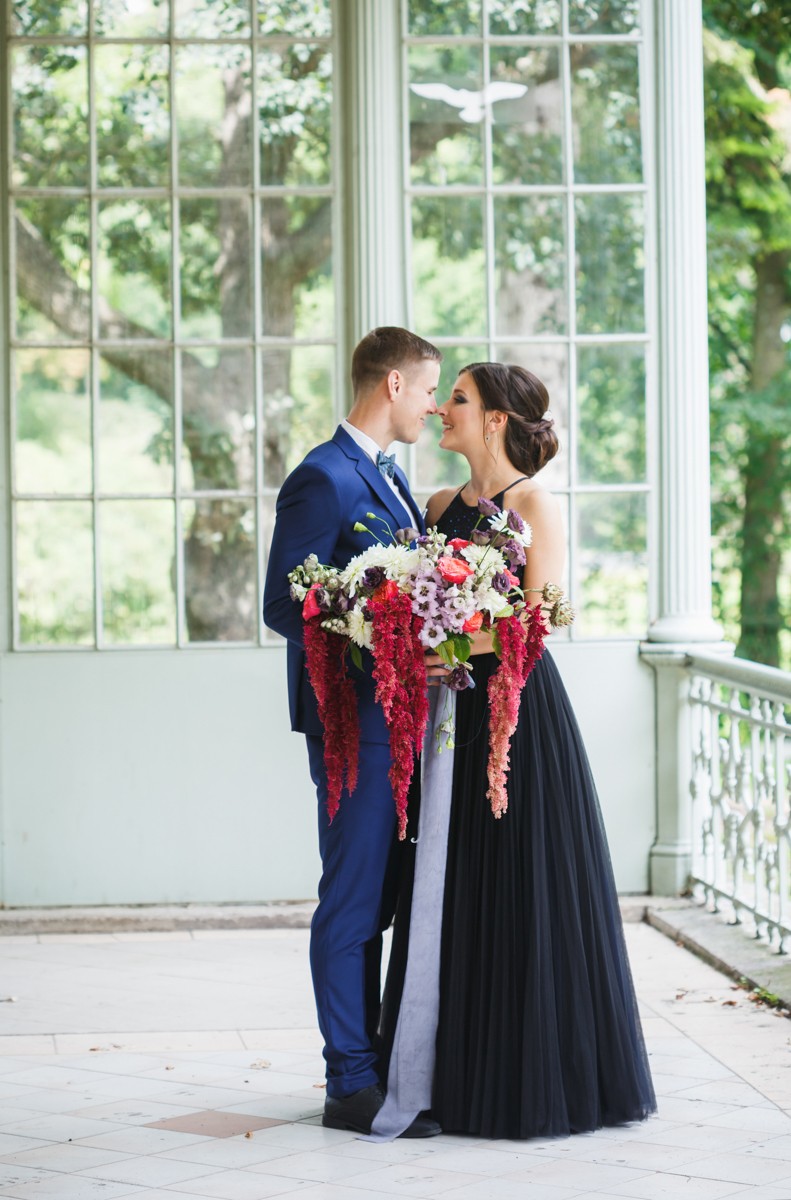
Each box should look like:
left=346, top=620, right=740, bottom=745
left=386, top=368, right=402, bottom=400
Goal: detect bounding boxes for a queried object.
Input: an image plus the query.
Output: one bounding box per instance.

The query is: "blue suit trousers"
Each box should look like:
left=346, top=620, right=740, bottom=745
left=305, top=736, right=399, bottom=1099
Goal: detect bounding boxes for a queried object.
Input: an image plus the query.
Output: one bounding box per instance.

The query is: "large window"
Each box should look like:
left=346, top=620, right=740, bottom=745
left=8, top=0, right=336, bottom=647
left=404, top=0, right=651, bottom=638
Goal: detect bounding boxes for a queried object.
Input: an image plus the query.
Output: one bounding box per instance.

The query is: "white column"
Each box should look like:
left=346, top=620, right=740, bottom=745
left=647, top=0, right=722, bottom=645
left=339, top=0, right=407, bottom=350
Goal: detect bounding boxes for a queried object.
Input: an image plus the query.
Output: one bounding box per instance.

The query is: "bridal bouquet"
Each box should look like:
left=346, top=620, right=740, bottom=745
left=288, top=499, right=573, bottom=839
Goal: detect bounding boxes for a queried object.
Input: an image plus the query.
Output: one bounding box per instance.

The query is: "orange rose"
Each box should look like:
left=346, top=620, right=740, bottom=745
left=462, top=612, right=484, bottom=633
left=438, top=556, right=474, bottom=584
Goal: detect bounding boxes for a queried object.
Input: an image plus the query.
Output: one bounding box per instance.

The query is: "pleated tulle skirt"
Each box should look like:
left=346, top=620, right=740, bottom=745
left=380, top=649, right=656, bottom=1141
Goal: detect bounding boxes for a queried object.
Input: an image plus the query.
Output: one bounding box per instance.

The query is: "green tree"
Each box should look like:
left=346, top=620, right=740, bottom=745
left=703, top=0, right=791, bottom=668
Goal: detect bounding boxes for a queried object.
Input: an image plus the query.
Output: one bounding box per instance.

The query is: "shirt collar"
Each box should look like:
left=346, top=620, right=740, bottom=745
left=340, top=419, right=392, bottom=466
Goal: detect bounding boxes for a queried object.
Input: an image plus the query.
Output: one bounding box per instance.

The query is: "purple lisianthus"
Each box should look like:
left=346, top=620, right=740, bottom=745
left=362, top=565, right=386, bottom=590
left=477, top=496, right=501, bottom=518
left=314, top=587, right=333, bottom=611
left=446, top=664, right=475, bottom=691
left=506, top=508, right=526, bottom=533
left=502, top=539, right=526, bottom=567
left=492, top=571, right=512, bottom=595
left=470, top=529, right=491, bottom=545
left=395, top=526, right=420, bottom=545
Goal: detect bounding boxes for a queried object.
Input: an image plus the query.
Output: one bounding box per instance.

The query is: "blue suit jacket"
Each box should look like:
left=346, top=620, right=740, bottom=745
left=263, top=426, right=425, bottom=744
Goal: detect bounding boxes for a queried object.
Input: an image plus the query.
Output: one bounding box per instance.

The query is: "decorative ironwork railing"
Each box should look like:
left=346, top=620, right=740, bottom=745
left=687, top=652, right=791, bottom=952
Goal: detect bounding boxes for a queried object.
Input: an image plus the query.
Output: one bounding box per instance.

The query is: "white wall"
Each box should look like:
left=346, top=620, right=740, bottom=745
left=0, top=641, right=655, bottom=907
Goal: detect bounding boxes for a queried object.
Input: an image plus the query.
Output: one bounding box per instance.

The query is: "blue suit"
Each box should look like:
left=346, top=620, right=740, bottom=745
left=263, top=426, right=424, bottom=1098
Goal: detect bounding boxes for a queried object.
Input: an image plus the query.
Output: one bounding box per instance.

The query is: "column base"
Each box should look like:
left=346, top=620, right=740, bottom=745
left=649, top=842, right=692, bottom=897
left=646, top=614, right=724, bottom=644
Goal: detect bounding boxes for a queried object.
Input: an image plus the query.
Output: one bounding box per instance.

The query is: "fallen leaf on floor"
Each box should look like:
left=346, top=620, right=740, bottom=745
left=313, top=1082, right=326, bottom=1089
left=722, top=999, right=738, bottom=1006
left=165, top=1065, right=174, bottom=1070
left=249, top=1059, right=271, bottom=1069
left=245, top=1131, right=253, bottom=1139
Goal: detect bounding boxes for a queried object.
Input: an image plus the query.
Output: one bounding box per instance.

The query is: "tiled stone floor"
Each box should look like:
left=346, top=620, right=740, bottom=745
left=1, top=923, right=791, bottom=1199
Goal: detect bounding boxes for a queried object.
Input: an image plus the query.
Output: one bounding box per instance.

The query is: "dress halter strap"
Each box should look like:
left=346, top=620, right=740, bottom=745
left=501, top=476, right=529, bottom=496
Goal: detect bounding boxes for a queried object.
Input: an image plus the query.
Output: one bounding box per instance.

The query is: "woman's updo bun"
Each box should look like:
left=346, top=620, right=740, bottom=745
left=461, top=361, right=559, bottom=478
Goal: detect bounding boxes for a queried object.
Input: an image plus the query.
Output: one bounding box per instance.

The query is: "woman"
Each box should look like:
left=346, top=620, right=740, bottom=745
left=377, top=362, right=656, bottom=1141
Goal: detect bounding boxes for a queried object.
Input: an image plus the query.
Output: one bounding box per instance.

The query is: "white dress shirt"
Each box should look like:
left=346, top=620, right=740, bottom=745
left=340, top=419, right=414, bottom=527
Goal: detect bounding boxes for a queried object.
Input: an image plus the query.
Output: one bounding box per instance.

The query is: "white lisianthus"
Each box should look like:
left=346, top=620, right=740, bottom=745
left=346, top=606, right=373, bottom=649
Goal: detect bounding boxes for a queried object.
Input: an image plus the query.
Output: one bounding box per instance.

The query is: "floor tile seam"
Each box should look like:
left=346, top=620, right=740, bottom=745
left=641, top=1009, right=791, bottom=1112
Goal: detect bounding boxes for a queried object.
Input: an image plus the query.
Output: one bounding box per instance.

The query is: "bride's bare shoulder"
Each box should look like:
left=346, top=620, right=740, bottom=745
left=426, top=486, right=459, bottom=528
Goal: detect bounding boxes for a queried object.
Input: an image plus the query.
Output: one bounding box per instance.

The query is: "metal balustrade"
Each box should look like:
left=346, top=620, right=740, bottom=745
left=687, top=652, right=791, bottom=952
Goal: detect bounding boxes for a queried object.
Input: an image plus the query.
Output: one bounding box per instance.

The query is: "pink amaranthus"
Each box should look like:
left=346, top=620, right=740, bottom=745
left=486, top=604, right=548, bottom=818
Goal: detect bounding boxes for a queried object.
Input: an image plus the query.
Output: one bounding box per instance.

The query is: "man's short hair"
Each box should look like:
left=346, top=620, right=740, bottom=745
left=351, top=327, right=441, bottom=397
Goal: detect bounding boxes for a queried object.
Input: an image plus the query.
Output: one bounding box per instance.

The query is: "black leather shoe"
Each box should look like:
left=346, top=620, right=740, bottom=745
left=400, top=1112, right=442, bottom=1138
left=322, top=1084, right=384, bottom=1134
left=323, top=1087, right=442, bottom=1138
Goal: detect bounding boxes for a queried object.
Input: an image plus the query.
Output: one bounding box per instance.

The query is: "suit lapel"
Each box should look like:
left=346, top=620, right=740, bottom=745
left=333, top=426, right=421, bottom=534
left=393, top=465, right=425, bottom=534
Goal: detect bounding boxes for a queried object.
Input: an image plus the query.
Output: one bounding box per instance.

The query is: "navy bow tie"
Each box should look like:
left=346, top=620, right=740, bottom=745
left=376, top=450, right=396, bottom=479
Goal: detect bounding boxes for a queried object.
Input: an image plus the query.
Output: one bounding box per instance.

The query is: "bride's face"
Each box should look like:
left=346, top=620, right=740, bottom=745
left=437, top=372, right=486, bottom=454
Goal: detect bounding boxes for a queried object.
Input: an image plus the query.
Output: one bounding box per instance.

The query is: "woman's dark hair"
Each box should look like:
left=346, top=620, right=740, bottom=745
left=461, top=361, right=559, bottom=478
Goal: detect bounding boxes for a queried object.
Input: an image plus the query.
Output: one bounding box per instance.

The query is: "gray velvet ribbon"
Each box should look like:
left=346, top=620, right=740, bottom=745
left=364, top=686, right=456, bottom=1142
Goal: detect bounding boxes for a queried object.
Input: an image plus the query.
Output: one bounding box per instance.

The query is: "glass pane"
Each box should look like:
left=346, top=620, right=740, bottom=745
left=577, top=344, right=645, bottom=484
left=259, top=45, right=332, bottom=186
left=488, top=0, right=560, bottom=34
left=183, top=499, right=257, bottom=642
left=494, top=196, right=567, bottom=336
left=412, top=197, right=486, bottom=338
left=258, top=0, right=331, bottom=35
left=175, top=0, right=250, bottom=37
left=576, top=492, right=647, bottom=637
left=98, top=351, right=173, bottom=493
left=568, top=0, right=640, bottom=35
left=12, top=0, right=86, bottom=35
left=262, top=345, right=335, bottom=488
left=15, top=349, right=91, bottom=496
left=98, top=200, right=171, bottom=339
left=408, top=0, right=481, bottom=36
left=576, top=194, right=644, bottom=334
left=95, top=0, right=168, bottom=36
left=16, top=501, right=94, bottom=645
left=495, top=343, right=569, bottom=488
left=96, top=44, right=170, bottom=189
left=176, top=44, right=252, bottom=187
left=15, top=200, right=90, bottom=342
left=101, top=501, right=176, bottom=645
left=490, top=47, right=563, bottom=186
left=182, top=348, right=255, bottom=492
left=571, top=45, right=641, bottom=184
left=262, top=198, right=333, bottom=338
left=12, top=46, right=88, bottom=188
left=416, top=345, right=485, bottom=492
left=409, top=46, right=484, bottom=186
left=180, top=198, right=252, bottom=339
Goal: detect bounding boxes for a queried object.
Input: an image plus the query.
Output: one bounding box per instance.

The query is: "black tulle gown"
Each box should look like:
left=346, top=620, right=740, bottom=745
left=378, top=489, right=656, bottom=1140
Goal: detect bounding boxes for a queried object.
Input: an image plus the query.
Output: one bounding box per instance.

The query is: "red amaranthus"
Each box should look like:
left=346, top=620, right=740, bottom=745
left=369, top=584, right=430, bottom=839
left=486, top=605, right=548, bottom=818
left=303, top=620, right=360, bottom=823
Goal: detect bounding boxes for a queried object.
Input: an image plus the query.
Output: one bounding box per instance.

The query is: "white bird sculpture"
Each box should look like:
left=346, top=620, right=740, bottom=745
left=410, top=81, right=528, bottom=123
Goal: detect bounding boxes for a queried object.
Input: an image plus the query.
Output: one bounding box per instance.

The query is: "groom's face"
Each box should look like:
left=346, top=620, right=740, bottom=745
left=391, top=358, right=441, bottom=444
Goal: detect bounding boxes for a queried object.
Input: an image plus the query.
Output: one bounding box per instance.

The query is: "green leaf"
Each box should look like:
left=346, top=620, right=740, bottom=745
left=450, top=633, right=472, bottom=662
left=349, top=643, right=363, bottom=671
left=437, top=639, right=456, bottom=666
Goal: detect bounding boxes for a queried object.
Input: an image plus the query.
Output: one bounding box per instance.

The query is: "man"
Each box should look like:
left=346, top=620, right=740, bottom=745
left=263, top=327, right=442, bottom=1136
